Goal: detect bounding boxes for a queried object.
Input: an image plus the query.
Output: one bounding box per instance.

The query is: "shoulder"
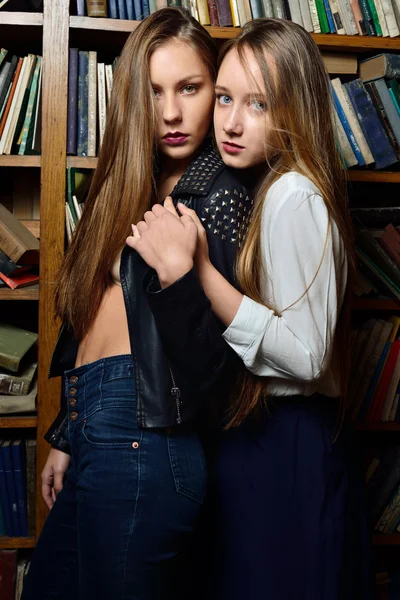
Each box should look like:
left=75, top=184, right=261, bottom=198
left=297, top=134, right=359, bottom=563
left=264, top=172, right=327, bottom=224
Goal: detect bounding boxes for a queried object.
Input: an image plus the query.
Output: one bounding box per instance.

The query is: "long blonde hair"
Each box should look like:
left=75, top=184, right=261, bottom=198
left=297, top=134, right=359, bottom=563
left=55, top=8, right=217, bottom=340
left=222, top=19, right=355, bottom=428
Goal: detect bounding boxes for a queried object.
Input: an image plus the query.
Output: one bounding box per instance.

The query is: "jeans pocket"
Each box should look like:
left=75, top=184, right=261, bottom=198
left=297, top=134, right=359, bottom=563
left=167, top=432, right=207, bottom=504
left=82, top=407, right=141, bottom=448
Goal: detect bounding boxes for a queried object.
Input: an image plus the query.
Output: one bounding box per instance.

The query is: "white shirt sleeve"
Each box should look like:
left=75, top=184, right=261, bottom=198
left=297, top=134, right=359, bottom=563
left=222, top=175, right=347, bottom=382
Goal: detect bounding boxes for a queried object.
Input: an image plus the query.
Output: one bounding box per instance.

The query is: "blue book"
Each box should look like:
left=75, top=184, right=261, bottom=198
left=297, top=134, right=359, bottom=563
left=345, top=79, right=397, bottom=170
left=77, top=51, right=89, bottom=158
left=331, top=85, right=365, bottom=166
left=125, top=0, right=135, bottom=18
left=1, top=441, right=21, bottom=537
left=0, top=502, right=6, bottom=536
left=249, top=0, right=263, bottom=17
left=67, top=48, right=79, bottom=156
left=323, top=0, right=336, bottom=32
left=117, top=0, right=127, bottom=18
left=141, top=0, right=150, bottom=18
left=108, top=0, right=119, bottom=17
left=0, top=443, right=12, bottom=536
left=133, top=0, right=142, bottom=18
left=11, top=441, right=28, bottom=537
left=358, top=340, right=391, bottom=421
left=76, top=0, right=86, bottom=15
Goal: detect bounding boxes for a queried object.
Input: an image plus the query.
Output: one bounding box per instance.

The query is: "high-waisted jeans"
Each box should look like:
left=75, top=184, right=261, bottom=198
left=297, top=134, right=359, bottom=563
left=21, top=355, right=207, bottom=600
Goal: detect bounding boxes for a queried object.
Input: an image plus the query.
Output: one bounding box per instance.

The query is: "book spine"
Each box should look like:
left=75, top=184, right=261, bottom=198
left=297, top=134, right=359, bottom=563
left=0, top=55, right=17, bottom=116
left=77, top=51, right=89, bottom=157
left=308, top=0, right=322, bottom=31
left=322, top=0, right=336, bottom=29
left=197, top=0, right=211, bottom=22
left=366, top=0, right=383, bottom=33
left=358, top=0, right=377, bottom=33
left=374, top=79, right=400, bottom=146
left=11, top=443, right=28, bottom=537
left=288, top=0, right=304, bottom=23
left=207, top=0, right=220, bottom=23
left=261, top=0, right=274, bottom=16
left=345, top=79, right=397, bottom=170
left=0, top=375, right=29, bottom=396
left=249, top=0, right=264, bottom=16
left=108, top=0, right=119, bottom=16
left=373, top=0, right=389, bottom=35
left=67, top=49, right=79, bottom=155
left=87, top=51, right=97, bottom=157
left=215, top=0, right=233, bottom=24
left=0, top=444, right=13, bottom=536
left=86, top=0, right=108, bottom=15
left=315, top=0, right=330, bottom=31
left=338, top=0, right=359, bottom=33
left=380, top=0, right=400, bottom=36
left=125, top=0, right=135, bottom=18
left=117, top=0, right=127, bottom=18
left=333, top=108, right=358, bottom=167
left=0, top=48, right=7, bottom=69
left=331, top=84, right=364, bottom=165
left=76, top=0, right=86, bottom=14
left=298, top=0, right=314, bottom=28
left=25, top=440, right=36, bottom=537
left=365, top=81, right=400, bottom=161
left=350, top=0, right=367, bottom=32
left=1, top=443, right=21, bottom=537
left=97, top=63, right=106, bottom=148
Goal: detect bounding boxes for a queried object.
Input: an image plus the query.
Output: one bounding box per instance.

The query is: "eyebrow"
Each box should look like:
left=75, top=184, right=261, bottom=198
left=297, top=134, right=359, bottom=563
left=215, top=85, right=265, bottom=100
left=175, top=75, right=205, bottom=86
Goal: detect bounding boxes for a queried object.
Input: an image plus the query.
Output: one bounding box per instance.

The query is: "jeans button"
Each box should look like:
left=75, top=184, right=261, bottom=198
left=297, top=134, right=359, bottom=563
left=69, top=388, right=77, bottom=396
left=68, top=398, right=77, bottom=407
left=69, top=376, right=78, bottom=384
left=70, top=411, right=78, bottom=421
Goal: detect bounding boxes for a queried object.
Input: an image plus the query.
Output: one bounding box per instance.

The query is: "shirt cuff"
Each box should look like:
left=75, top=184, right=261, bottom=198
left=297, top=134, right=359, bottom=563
left=222, top=295, right=274, bottom=361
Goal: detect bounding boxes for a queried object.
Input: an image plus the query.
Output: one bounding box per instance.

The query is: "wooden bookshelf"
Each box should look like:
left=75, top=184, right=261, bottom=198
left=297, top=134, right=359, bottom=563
left=0, top=416, right=37, bottom=428
left=355, top=422, right=400, bottom=432
left=0, top=537, right=36, bottom=549
left=351, top=298, right=400, bottom=311
left=0, top=12, right=43, bottom=26
left=0, top=285, right=39, bottom=301
left=67, top=156, right=98, bottom=168
left=0, top=156, right=41, bottom=167
left=347, top=171, right=400, bottom=184
left=373, top=535, right=400, bottom=546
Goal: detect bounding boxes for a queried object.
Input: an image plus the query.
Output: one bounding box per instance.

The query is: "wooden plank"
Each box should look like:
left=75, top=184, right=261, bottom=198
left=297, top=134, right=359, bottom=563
left=67, top=156, right=98, bottom=169
left=352, top=298, right=400, bottom=311
left=373, top=534, right=400, bottom=546
left=355, top=422, right=400, bottom=431
left=0, top=416, right=37, bottom=428
left=347, top=171, right=400, bottom=183
left=37, top=0, right=68, bottom=537
left=0, top=12, right=43, bottom=26
left=70, top=15, right=140, bottom=32
left=0, top=285, right=39, bottom=300
left=0, top=156, right=41, bottom=167
left=310, top=34, right=400, bottom=51
left=0, top=537, right=36, bottom=548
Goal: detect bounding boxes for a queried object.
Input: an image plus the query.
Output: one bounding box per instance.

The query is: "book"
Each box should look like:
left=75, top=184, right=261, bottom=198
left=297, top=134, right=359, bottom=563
left=365, top=80, right=400, bottom=162
left=0, top=442, right=12, bottom=536
left=1, top=442, right=21, bottom=537
left=25, top=438, right=35, bottom=536
left=345, top=79, right=397, bottom=170
left=14, top=558, right=27, bottom=600
left=360, top=53, right=400, bottom=83
left=23, top=60, right=41, bottom=156
left=11, top=441, right=28, bottom=537
left=0, top=57, right=23, bottom=142
left=0, top=55, right=17, bottom=118
left=86, top=0, right=107, bottom=15
left=88, top=51, right=97, bottom=157
left=0, top=550, right=17, bottom=600
left=381, top=224, right=400, bottom=266
left=215, top=0, right=233, bottom=23
left=0, top=380, right=37, bottom=413
left=67, top=49, right=79, bottom=155
left=0, top=270, right=39, bottom=289
left=0, top=248, right=31, bottom=276
left=322, top=52, right=357, bottom=74
left=77, top=51, right=89, bottom=157
left=0, top=49, right=7, bottom=69
left=0, top=361, right=37, bottom=395
left=368, top=445, right=400, bottom=526
left=374, top=78, right=400, bottom=147
left=0, top=202, right=39, bottom=264
left=355, top=228, right=400, bottom=289
left=0, top=324, right=37, bottom=373
left=368, top=340, right=400, bottom=421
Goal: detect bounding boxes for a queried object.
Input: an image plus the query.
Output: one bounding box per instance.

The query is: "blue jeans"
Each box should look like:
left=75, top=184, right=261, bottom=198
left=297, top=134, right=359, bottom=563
left=22, top=355, right=207, bottom=600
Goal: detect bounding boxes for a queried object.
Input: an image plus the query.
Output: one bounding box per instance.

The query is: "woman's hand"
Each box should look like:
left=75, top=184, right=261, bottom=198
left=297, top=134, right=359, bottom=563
left=41, top=448, right=71, bottom=510
left=174, top=201, right=211, bottom=275
left=126, top=199, right=198, bottom=288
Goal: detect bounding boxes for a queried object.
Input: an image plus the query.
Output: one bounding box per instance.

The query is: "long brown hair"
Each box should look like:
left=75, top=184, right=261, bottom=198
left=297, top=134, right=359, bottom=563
left=56, top=8, right=217, bottom=340
left=222, top=19, right=355, bottom=428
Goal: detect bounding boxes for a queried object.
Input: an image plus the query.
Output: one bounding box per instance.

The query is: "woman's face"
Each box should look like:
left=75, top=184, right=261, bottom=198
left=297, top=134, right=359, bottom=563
left=150, top=40, right=215, bottom=164
left=214, top=47, right=273, bottom=170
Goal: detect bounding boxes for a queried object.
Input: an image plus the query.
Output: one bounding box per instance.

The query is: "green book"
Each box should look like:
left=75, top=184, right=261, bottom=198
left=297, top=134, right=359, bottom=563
left=0, top=361, right=37, bottom=395
left=315, top=0, right=330, bottom=33
left=366, top=0, right=382, bottom=35
left=19, top=57, right=41, bottom=156
left=24, top=60, right=41, bottom=156
left=0, top=324, right=37, bottom=373
left=0, top=49, right=7, bottom=69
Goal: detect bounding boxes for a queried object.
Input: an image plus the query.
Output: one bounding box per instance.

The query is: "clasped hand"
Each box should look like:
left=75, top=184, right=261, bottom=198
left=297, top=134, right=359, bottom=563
left=126, top=197, right=210, bottom=288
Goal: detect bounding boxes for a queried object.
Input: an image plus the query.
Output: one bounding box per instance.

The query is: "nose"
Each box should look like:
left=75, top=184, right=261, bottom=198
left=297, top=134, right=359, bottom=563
left=223, top=107, right=243, bottom=136
left=162, top=93, right=182, bottom=124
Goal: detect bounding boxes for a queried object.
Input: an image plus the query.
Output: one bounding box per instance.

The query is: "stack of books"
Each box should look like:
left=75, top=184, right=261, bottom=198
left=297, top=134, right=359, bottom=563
left=0, top=49, right=42, bottom=157
left=76, top=0, right=400, bottom=36
left=365, top=444, right=400, bottom=534
left=333, top=54, right=400, bottom=170
left=0, top=203, right=39, bottom=290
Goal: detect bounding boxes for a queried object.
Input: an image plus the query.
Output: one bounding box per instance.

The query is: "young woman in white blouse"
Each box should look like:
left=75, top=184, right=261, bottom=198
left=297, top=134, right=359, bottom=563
left=127, top=18, right=371, bottom=600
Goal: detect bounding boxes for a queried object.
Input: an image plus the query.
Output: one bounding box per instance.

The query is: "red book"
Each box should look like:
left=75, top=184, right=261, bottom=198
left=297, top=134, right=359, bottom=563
left=367, top=340, right=400, bottom=421
left=0, top=271, right=39, bottom=289
left=0, top=550, right=17, bottom=600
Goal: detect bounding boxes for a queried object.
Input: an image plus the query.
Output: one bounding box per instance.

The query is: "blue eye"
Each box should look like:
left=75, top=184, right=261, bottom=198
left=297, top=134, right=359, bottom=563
left=251, top=100, right=265, bottom=111
left=153, top=88, right=161, bottom=98
left=217, top=94, right=232, bottom=106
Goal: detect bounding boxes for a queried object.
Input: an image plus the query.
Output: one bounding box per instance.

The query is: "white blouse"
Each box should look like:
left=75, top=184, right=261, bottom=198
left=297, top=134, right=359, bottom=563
left=223, top=171, right=347, bottom=397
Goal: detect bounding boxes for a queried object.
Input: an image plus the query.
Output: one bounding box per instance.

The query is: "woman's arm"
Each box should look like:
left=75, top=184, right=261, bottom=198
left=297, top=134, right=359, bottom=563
left=180, top=184, right=347, bottom=382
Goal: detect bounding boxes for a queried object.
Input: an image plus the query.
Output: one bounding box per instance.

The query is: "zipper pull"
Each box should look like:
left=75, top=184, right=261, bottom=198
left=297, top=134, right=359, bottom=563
left=171, top=386, right=182, bottom=424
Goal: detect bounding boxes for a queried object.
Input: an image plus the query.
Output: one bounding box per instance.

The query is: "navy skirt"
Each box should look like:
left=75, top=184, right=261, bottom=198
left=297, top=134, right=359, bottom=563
left=208, top=394, right=373, bottom=600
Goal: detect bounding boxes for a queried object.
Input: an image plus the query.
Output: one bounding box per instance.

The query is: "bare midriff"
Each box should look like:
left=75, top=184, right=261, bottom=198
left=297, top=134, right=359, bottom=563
left=74, top=282, right=131, bottom=368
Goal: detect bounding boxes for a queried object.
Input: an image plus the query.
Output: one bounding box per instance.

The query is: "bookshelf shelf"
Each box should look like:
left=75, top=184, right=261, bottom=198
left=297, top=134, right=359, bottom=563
left=0, top=416, right=37, bottom=428
left=373, top=534, right=400, bottom=546
left=0, top=12, right=43, bottom=27
left=351, top=298, right=400, bottom=311
left=0, top=156, right=41, bottom=167
left=0, top=285, right=39, bottom=301
left=355, top=422, right=400, bottom=431
left=0, top=537, right=36, bottom=549
left=68, top=18, right=400, bottom=49
left=347, top=171, right=400, bottom=184
left=67, top=156, right=98, bottom=168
